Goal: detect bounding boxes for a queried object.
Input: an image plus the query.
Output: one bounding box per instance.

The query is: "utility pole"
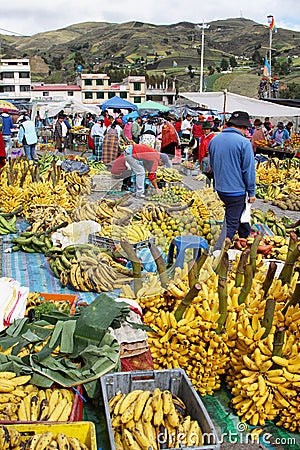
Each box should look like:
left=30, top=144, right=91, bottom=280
left=196, top=22, right=210, bottom=93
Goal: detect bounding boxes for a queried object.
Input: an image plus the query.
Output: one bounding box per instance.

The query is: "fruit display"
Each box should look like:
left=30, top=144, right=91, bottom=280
left=0, top=214, right=17, bottom=235
left=25, top=292, right=72, bottom=317
left=251, top=209, right=288, bottom=236
left=100, top=223, right=152, bottom=244
left=47, top=244, right=133, bottom=292
left=23, top=205, right=72, bottom=234
left=120, top=232, right=300, bottom=431
left=0, top=372, right=74, bottom=422
left=0, top=425, right=91, bottom=449
left=73, top=196, right=132, bottom=225
left=149, top=187, right=182, bottom=204
left=108, top=388, right=203, bottom=449
left=155, top=167, right=183, bottom=183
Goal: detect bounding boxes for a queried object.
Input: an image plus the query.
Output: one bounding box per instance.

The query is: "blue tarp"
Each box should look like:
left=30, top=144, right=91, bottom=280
left=101, top=96, right=138, bottom=111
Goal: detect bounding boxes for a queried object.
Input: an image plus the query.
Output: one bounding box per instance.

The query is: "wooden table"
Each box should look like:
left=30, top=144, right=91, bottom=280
left=256, top=146, right=295, bottom=160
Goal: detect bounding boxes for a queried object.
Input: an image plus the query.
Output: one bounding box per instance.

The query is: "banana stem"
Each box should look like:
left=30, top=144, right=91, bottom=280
left=174, top=283, right=201, bottom=322
left=120, top=239, right=142, bottom=295
left=261, top=298, right=276, bottom=339
left=262, top=261, right=277, bottom=297
left=234, top=248, right=250, bottom=287
left=216, top=252, right=229, bottom=334
left=196, top=250, right=209, bottom=276
left=238, top=263, right=253, bottom=304
left=214, top=237, right=231, bottom=275
left=272, top=327, right=285, bottom=357
left=279, top=237, right=300, bottom=285
left=250, top=232, right=263, bottom=275
left=282, top=282, right=300, bottom=315
left=148, top=241, right=168, bottom=288
left=188, top=259, right=197, bottom=289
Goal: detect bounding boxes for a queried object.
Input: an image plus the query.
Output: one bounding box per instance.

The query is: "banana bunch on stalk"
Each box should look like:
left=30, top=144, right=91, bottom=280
left=109, top=388, right=203, bottom=449
left=110, top=223, right=151, bottom=244
left=17, top=387, right=74, bottom=422
left=0, top=185, right=24, bottom=212
left=0, top=426, right=91, bottom=450
left=145, top=260, right=230, bottom=396
left=73, top=197, right=132, bottom=225
left=48, top=244, right=133, bottom=292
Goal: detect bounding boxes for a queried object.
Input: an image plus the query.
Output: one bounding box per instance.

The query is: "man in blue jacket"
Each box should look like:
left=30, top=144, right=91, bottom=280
left=1, top=108, right=15, bottom=156
left=209, top=111, right=256, bottom=248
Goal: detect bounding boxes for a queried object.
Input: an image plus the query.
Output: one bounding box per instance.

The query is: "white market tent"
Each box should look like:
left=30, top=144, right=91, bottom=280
left=39, top=99, right=101, bottom=119
left=179, top=91, right=300, bottom=117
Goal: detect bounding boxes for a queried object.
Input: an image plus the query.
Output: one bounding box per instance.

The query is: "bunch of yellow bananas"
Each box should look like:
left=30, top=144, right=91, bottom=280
left=64, top=171, right=92, bottom=197
left=18, top=387, right=74, bottom=422
left=0, top=426, right=90, bottom=450
left=109, top=388, right=203, bottom=449
left=139, top=204, right=167, bottom=223
left=0, top=185, right=24, bottom=212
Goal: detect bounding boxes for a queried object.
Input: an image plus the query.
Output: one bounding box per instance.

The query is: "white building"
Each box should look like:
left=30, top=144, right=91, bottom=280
left=80, top=73, right=146, bottom=105
left=0, top=58, right=31, bottom=101
left=31, top=84, right=82, bottom=102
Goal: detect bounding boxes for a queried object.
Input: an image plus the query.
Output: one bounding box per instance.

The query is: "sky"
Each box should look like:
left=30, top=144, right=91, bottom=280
left=1, top=1, right=300, bottom=36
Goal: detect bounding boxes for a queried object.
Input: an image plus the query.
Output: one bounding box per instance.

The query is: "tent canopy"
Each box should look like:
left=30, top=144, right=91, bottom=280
left=39, top=99, right=101, bottom=119
left=101, top=95, right=138, bottom=111
left=0, top=100, right=19, bottom=114
left=179, top=91, right=300, bottom=117
left=137, top=100, right=170, bottom=113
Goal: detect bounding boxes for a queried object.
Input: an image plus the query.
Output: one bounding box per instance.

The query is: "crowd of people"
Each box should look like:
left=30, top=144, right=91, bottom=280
left=0, top=104, right=298, bottom=247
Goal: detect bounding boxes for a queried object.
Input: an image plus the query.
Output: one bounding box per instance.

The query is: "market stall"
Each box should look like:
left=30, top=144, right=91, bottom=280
left=0, top=153, right=299, bottom=449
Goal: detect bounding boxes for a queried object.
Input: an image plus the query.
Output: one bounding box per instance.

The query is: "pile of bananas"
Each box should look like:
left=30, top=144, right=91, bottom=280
left=63, top=172, right=92, bottom=197
left=73, top=197, right=132, bottom=225
left=138, top=204, right=167, bottom=223
left=48, top=244, right=132, bottom=292
left=256, top=161, right=287, bottom=184
left=0, top=215, right=17, bottom=235
left=88, top=159, right=107, bottom=174
left=251, top=209, right=287, bottom=236
left=0, top=185, right=24, bottom=213
left=0, top=426, right=90, bottom=450
left=0, top=373, right=75, bottom=423
left=23, top=205, right=72, bottom=234
left=17, top=387, right=74, bottom=422
left=156, top=167, right=183, bottom=183
left=109, top=388, right=203, bottom=449
left=70, top=125, right=89, bottom=133
left=11, top=231, right=55, bottom=254
left=100, top=223, right=151, bottom=244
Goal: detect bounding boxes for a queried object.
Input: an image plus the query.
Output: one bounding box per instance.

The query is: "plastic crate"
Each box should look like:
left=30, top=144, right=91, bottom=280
left=88, top=234, right=155, bottom=251
left=101, top=369, right=220, bottom=450
left=5, top=421, right=97, bottom=449
left=39, top=292, right=78, bottom=315
left=0, top=384, right=83, bottom=423
left=92, top=174, right=123, bottom=192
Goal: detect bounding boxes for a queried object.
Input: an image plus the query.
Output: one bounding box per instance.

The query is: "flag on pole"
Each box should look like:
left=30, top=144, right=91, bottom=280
left=263, top=57, right=271, bottom=77
left=173, top=60, right=178, bottom=67
left=268, top=15, right=277, bottom=33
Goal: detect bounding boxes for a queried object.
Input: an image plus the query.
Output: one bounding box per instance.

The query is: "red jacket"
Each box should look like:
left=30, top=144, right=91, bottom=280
left=111, top=144, right=160, bottom=181
left=0, top=133, right=6, bottom=168
left=199, top=132, right=215, bottom=162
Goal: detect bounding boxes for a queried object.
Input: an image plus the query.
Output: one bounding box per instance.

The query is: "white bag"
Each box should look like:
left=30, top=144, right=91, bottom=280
left=240, top=198, right=252, bottom=223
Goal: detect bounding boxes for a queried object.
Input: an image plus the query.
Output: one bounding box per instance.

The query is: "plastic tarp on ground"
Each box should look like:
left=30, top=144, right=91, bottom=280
left=100, top=95, right=138, bottom=111
left=39, top=99, right=101, bottom=119
left=179, top=91, right=300, bottom=117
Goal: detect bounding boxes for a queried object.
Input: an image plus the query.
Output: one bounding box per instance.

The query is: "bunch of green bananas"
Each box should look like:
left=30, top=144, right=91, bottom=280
left=0, top=215, right=17, bottom=235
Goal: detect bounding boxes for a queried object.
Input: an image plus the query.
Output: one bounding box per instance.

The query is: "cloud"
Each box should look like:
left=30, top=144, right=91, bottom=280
left=1, top=0, right=300, bottom=35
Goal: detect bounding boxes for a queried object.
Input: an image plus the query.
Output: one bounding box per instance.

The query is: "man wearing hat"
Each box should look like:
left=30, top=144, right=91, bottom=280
left=198, top=121, right=215, bottom=176
left=208, top=111, right=256, bottom=248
